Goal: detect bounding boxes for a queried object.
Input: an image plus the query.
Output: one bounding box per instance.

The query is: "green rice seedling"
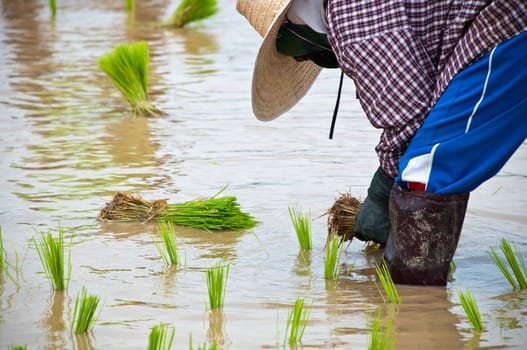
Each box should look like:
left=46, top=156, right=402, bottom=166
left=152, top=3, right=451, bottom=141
left=368, top=308, right=395, bottom=350
left=98, top=41, right=166, bottom=118
left=448, top=259, right=457, bottom=282
left=165, top=0, right=219, bottom=28
left=284, top=297, right=311, bottom=345
left=288, top=207, right=312, bottom=250
left=1, top=228, right=22, bottom=289
left=125, top=0, right=134, bottom=11
left=8, top=346, right=27, bottom=350
left=458, top=289, right=484, bottom=333
left=489, top=238, right=527, bottom=290
left=375, top=261, right=401, bottom=304
left=251, top=229, right=269, bottom=257
left=34, top=226, right=71, bottom=291
left=324, top=235, right=343, bottom=280
left=99, top=189, right=258, bottom=231
left=206, top=261, right=230, bottom=310
left=49, top=0, right=57, bottom=17
left=148, top=322, right=175, bottom=350
left=72, top=286, right=101, bottom=334
left=154, top=222, right=181, bottom=267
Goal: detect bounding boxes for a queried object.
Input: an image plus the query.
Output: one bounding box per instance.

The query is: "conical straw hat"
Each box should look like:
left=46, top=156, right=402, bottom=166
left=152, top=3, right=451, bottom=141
left=237, top=0, right=322, bottom=120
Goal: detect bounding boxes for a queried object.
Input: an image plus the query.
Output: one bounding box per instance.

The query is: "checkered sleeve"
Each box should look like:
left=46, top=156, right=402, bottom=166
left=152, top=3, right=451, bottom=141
left=326, top=1, right=437, bottom=177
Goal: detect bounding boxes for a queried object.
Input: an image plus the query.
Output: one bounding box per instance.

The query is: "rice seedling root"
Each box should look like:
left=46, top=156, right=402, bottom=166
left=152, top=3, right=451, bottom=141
left=323, top=191, right=361, bottom=244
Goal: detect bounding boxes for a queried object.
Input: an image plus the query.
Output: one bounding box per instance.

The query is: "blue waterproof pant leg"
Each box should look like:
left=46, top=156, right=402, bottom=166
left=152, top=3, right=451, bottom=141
left=396, top=31, right=527, bottom=194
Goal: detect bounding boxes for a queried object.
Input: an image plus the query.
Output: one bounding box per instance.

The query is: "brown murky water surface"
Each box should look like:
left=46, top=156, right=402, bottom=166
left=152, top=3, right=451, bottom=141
left=0, top=1, right=526, bottom=349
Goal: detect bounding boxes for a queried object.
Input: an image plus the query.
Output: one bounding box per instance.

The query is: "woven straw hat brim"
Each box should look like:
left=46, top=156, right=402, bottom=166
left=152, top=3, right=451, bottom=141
left=238, top=0, right=322, bottom=121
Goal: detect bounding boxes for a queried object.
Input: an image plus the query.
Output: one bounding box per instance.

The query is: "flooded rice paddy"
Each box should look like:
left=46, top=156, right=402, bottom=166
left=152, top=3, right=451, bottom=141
left=0, top=0, right=526, bottom=349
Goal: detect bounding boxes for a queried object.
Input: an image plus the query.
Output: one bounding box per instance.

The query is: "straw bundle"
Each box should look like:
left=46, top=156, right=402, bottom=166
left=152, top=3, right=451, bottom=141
left=98, top=191, right=258, bottom=231
left=324, top=191, right=361, bottom=244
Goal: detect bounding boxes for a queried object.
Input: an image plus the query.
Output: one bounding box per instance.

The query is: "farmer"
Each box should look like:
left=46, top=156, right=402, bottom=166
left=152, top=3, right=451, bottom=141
left=237, top=0, right=527, bottom=286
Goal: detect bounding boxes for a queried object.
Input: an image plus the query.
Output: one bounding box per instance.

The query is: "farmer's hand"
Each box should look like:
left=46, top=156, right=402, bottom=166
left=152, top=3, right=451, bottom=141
left=354, top=167, right=394, bottom=244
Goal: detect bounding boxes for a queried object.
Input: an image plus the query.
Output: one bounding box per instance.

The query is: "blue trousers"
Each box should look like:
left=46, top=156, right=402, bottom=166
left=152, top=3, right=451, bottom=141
left=396, top=30, right=527, bottom=194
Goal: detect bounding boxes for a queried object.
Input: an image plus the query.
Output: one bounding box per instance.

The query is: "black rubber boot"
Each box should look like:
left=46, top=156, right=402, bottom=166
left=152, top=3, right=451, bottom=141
left=354, top=167, right=394, bottom=244
left=383, top=185, right=469, bottom=286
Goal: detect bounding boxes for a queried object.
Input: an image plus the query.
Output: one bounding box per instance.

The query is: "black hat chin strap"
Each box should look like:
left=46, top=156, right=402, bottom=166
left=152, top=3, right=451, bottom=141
left=329, top=70, right=344, bottom=139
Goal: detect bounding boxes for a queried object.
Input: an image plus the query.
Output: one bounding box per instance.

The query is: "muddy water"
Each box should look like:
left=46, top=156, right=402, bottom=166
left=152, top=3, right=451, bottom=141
left=0, top=0, right=525, bottom=349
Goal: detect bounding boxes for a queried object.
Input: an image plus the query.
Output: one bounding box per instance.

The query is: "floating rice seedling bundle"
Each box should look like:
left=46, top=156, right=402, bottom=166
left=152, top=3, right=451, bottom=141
left=98, top=41, right=166, bottom=118
left=8, top=346, right=27, bottom=350
left=284, top=297, right=311, bottom=345
left=324, top=191, right=361, bottom=244
left=148, top=322, right=175, bottom=350
left=288, top=207, right=312, bottom=250
left=375, top=261, right=401, bottom=304
left=368, top=308, right=396, bottom=350
left=72, top=286, right=101, bottom=334
left=98, top=190, right=258, bottom=232
left=206, top=261, right=230, bottom=310
left=324, top=235, right=343, bottom=281
left=49, top=0, right=57, bottom=17
left=154, top=222, right=181, bottom=267
left=458, top=289, right=484, bottom=333
left=489, top=238, right=527, bottom=290
left=34, top=226, right=71, bottom=291
left=165, top=0, right=219, bottom=28
left=124, top=0, right=134, bottom=11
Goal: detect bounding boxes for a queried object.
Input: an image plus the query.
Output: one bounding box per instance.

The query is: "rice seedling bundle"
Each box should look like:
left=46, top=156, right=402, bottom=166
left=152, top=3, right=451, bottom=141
left=288, top=207, right=312, bottom=250
left=148, top=322, right=175, bottom=350
left=368, top=308, right=395, bottom=350
left=375, top=261, right=401, bottom=304
left=49, top=0, right=57, bottom=17
left=284, top=297, right=311, bottom=345
left=324, top=235, right=343, bottom=281
left=458, top=289, right=484, bottom=333
left=34, top=226, right=71, bottom=291
left=154, top=222, right=181, bottom=267
left=98, top=41, right=166, bottom=118
left=165, top=0, right=219, bottom=28
left=8, top=346, right=27, bottom=350
left=489, top=238, right=527, bottom=290
left=98, top=191, right=258, bottom=232
left=324, top=191, right=361, bottom=244
left=206, top=261, right=230, bottom=310
left=124, top=0, right=134, bottom=11
left=72, top=286, right=101, bottom=334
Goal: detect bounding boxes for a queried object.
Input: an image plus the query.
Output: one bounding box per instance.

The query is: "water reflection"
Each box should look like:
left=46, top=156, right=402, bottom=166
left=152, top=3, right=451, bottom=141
left=1, top=0, right=177, bottom=209
left=206, top=310, right=229, bottom=348
left=41, top=291, right=68, bottom=350
left=322, top=276, right=465, bottom=349
left=101, top=117, right=160, bottom=167
left=393, top=287, right=464, bottom=349
left=177, top=227, right=245, bottom=261
left=292, top=251, right=313, bottom=291
left=72, top=333, right=95, bottom=350
left=175, top=29, right=219, bottom=76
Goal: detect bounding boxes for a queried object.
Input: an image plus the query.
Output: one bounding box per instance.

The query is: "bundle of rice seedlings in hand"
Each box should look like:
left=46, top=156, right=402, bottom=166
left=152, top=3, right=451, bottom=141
left=98, top=188, right=258, bottom=232
left=164, top=0, right=219, bottom=28
left=98, top=41, right=166, bottom=118
left=323, top=191, right=361, bottom=245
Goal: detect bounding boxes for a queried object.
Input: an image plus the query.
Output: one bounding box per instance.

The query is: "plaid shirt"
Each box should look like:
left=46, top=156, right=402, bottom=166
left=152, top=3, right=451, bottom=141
left=325, top=0, right=527, bottom=177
